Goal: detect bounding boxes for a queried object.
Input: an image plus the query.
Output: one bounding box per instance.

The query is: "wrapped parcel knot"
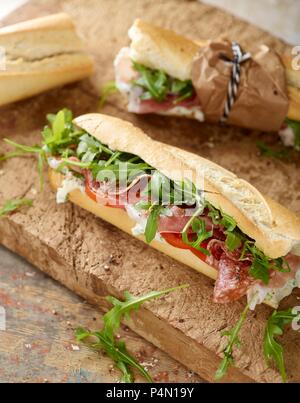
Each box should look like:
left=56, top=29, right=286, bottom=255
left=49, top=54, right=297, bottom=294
left=220, top=42, right=251, bottom=123
left=191, top=40, right=289, bottom=132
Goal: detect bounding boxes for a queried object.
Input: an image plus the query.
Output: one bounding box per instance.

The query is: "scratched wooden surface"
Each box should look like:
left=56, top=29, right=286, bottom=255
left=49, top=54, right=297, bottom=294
left=0, top=245, right=201, bottom=383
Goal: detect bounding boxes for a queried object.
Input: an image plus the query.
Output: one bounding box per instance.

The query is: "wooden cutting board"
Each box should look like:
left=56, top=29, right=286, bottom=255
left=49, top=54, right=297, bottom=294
left=0, top=0, right=299, bottom=383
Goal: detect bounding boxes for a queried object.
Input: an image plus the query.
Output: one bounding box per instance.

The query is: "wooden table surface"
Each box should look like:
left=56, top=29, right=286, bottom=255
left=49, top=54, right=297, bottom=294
left=0, top=245, right=201, bottom=383
left=0, top=0, right=201, bottom=384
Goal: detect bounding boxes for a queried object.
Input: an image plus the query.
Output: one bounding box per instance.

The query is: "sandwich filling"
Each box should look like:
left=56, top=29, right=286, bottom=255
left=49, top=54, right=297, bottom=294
left=114, top=47, right=204, bottom=121
left=44, top=110, right=300, bottom=308
left=115, top=49, right=300, bottom=151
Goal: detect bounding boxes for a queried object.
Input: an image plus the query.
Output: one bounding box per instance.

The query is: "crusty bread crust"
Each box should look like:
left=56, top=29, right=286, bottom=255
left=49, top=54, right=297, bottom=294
left=0, top=13, right=94, bottom=106
left=129, top=19, right=199, bottom=81
left=0, top=13, right=74, bottom=35
left=128, top=19, right=300, bottom=121
left=74, top=113, right=300, bottom=259
left=49, top=168, right=282, bottom=309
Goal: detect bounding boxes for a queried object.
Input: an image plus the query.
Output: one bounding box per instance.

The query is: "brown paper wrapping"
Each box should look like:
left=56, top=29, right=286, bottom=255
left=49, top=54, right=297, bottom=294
left=191, top=41, right=289, bottom=132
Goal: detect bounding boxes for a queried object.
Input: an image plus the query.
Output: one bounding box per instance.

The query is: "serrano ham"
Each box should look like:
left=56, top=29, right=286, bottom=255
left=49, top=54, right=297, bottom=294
left=64, top=163, right=300, bottom=305
left=115, top=47, right=203, bottom=117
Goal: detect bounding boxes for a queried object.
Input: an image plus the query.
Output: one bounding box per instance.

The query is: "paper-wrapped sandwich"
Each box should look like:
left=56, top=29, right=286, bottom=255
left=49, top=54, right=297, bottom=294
left=114, top=19, right=300, bottom=142
left=0, top=13, right=94, bottom=106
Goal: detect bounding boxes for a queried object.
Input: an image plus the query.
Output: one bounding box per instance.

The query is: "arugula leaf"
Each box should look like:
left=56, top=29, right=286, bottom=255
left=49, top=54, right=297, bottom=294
left=264, top=309, right=299, bottom=383
left=215, top=304, right=250, bottom=380
left=75, top=328, right=146, bottom=383
left=0, top=198, right=33, bottom=218
left=3, top=139, right=43, bottom=155
left=172, top=79, right=194, bottom=104
left=257, top=141, right=290, bottom=160
left=240, top=241, right=291, bottom=285
left=99, top=81, right=118, bottom=108
left=1, top=109, right=82, bottom=189
left=76, top=285, right=188, bottom=383
left=0, top=151, right=30, bottom=162
left=132, top=62, right=194, bottom=103
left=181, top=206, right=211, bottom=255
left=225, top=231, right=242, bottom=252
left=104, top=285, right=188, bottom=341
left=3, top=139, right=46, bottom=190
left=144, top=204, right=163, bottom=244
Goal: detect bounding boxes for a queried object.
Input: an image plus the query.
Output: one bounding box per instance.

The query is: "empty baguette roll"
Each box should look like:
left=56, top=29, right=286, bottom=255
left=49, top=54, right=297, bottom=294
left=0, top=13, right=94, bottom=106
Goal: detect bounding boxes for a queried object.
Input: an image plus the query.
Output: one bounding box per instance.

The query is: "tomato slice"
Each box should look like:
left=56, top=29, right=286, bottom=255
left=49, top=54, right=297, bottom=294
left=83, top=170, right=211, bottom=262
left=161, top=233, right=210, bottom=262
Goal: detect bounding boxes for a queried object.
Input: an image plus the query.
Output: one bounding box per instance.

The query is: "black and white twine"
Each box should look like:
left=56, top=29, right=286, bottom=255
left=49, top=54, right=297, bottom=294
left=220, top=42, right=251, bottom=123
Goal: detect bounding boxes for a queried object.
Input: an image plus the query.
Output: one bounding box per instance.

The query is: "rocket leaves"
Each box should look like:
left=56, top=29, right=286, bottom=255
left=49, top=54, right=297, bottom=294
left=76, top=285, right=189, bottom=383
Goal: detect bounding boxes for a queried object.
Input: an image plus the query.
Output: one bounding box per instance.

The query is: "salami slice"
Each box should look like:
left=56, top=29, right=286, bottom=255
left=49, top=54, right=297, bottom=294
left=213, top=254, right=253, bottom=303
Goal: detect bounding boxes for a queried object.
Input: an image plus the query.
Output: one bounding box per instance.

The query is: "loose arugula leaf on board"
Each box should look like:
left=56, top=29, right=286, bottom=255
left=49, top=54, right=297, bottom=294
left=76, top=285, right=188, bottom=383
left=257, top=141, right=290, bottom=160
left=104, top=285, right=189, bottom=342
left=3, top=139, right=46, bottom=190
left=215, top=304, right=250, bottom=380
left=0, top=198, right=33, bottom=219
left=264, top=309, right=300, bottom=383
left=76, top=328, right=148, bottom=383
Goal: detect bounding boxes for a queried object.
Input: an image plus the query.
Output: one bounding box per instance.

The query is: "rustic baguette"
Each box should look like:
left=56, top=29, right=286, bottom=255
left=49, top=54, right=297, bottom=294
left=127, top=19, right=300, bottom=122
left=50, top=113, right=300, bottom=260
left=0, top=13, right=94, bottom=106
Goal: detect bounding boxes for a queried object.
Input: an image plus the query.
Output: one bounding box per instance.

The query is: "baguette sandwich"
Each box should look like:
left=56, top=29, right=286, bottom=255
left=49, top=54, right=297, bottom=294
left=114, top=20, right=300, bottom=143
left=33, top=110, right=300, bottom=310
left=0, top=13, right=94, bottom=107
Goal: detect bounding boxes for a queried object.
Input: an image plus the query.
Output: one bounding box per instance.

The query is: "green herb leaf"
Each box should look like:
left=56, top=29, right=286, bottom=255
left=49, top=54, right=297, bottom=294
left=0, top=198, right=33, bottom=219
left=264, top=309, right=299, bottom=382
left=225, top=232, right=242, bottom=252
left=2, top=139, right=46, bottom=189
left=249, top=258, right=270, bottom=285
left=52, top=110, right=66, bottom=141
left=99, top=81, right=118, bottom=108
left=4, top=139, right=43, bottom=155
left=76, top=285, right=188, bottom=383
left=132, top=62, right=194, bottom=103
left=0, top=151, right=30, bottom=162
left=104, top=285, right=188, bottom=342
left=240, top=241, right=290, bottom=285
left=181, top=206, right=211, bottom=255
left=215, top=304, right=250, bottom=380
left=76, top=328, right=147, bottom=383
left=145, top=204, right=163, bottom=243
left=257, top=141, right=290, bottom=160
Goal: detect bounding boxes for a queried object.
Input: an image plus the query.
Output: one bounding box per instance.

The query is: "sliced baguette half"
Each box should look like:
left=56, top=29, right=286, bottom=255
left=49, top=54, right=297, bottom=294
left=0, top=13, right=94, bottom=106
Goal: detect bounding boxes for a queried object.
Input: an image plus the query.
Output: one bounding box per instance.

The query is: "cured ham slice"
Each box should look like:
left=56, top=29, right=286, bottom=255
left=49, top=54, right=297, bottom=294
left=115, top=47, right=204, bottom=120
